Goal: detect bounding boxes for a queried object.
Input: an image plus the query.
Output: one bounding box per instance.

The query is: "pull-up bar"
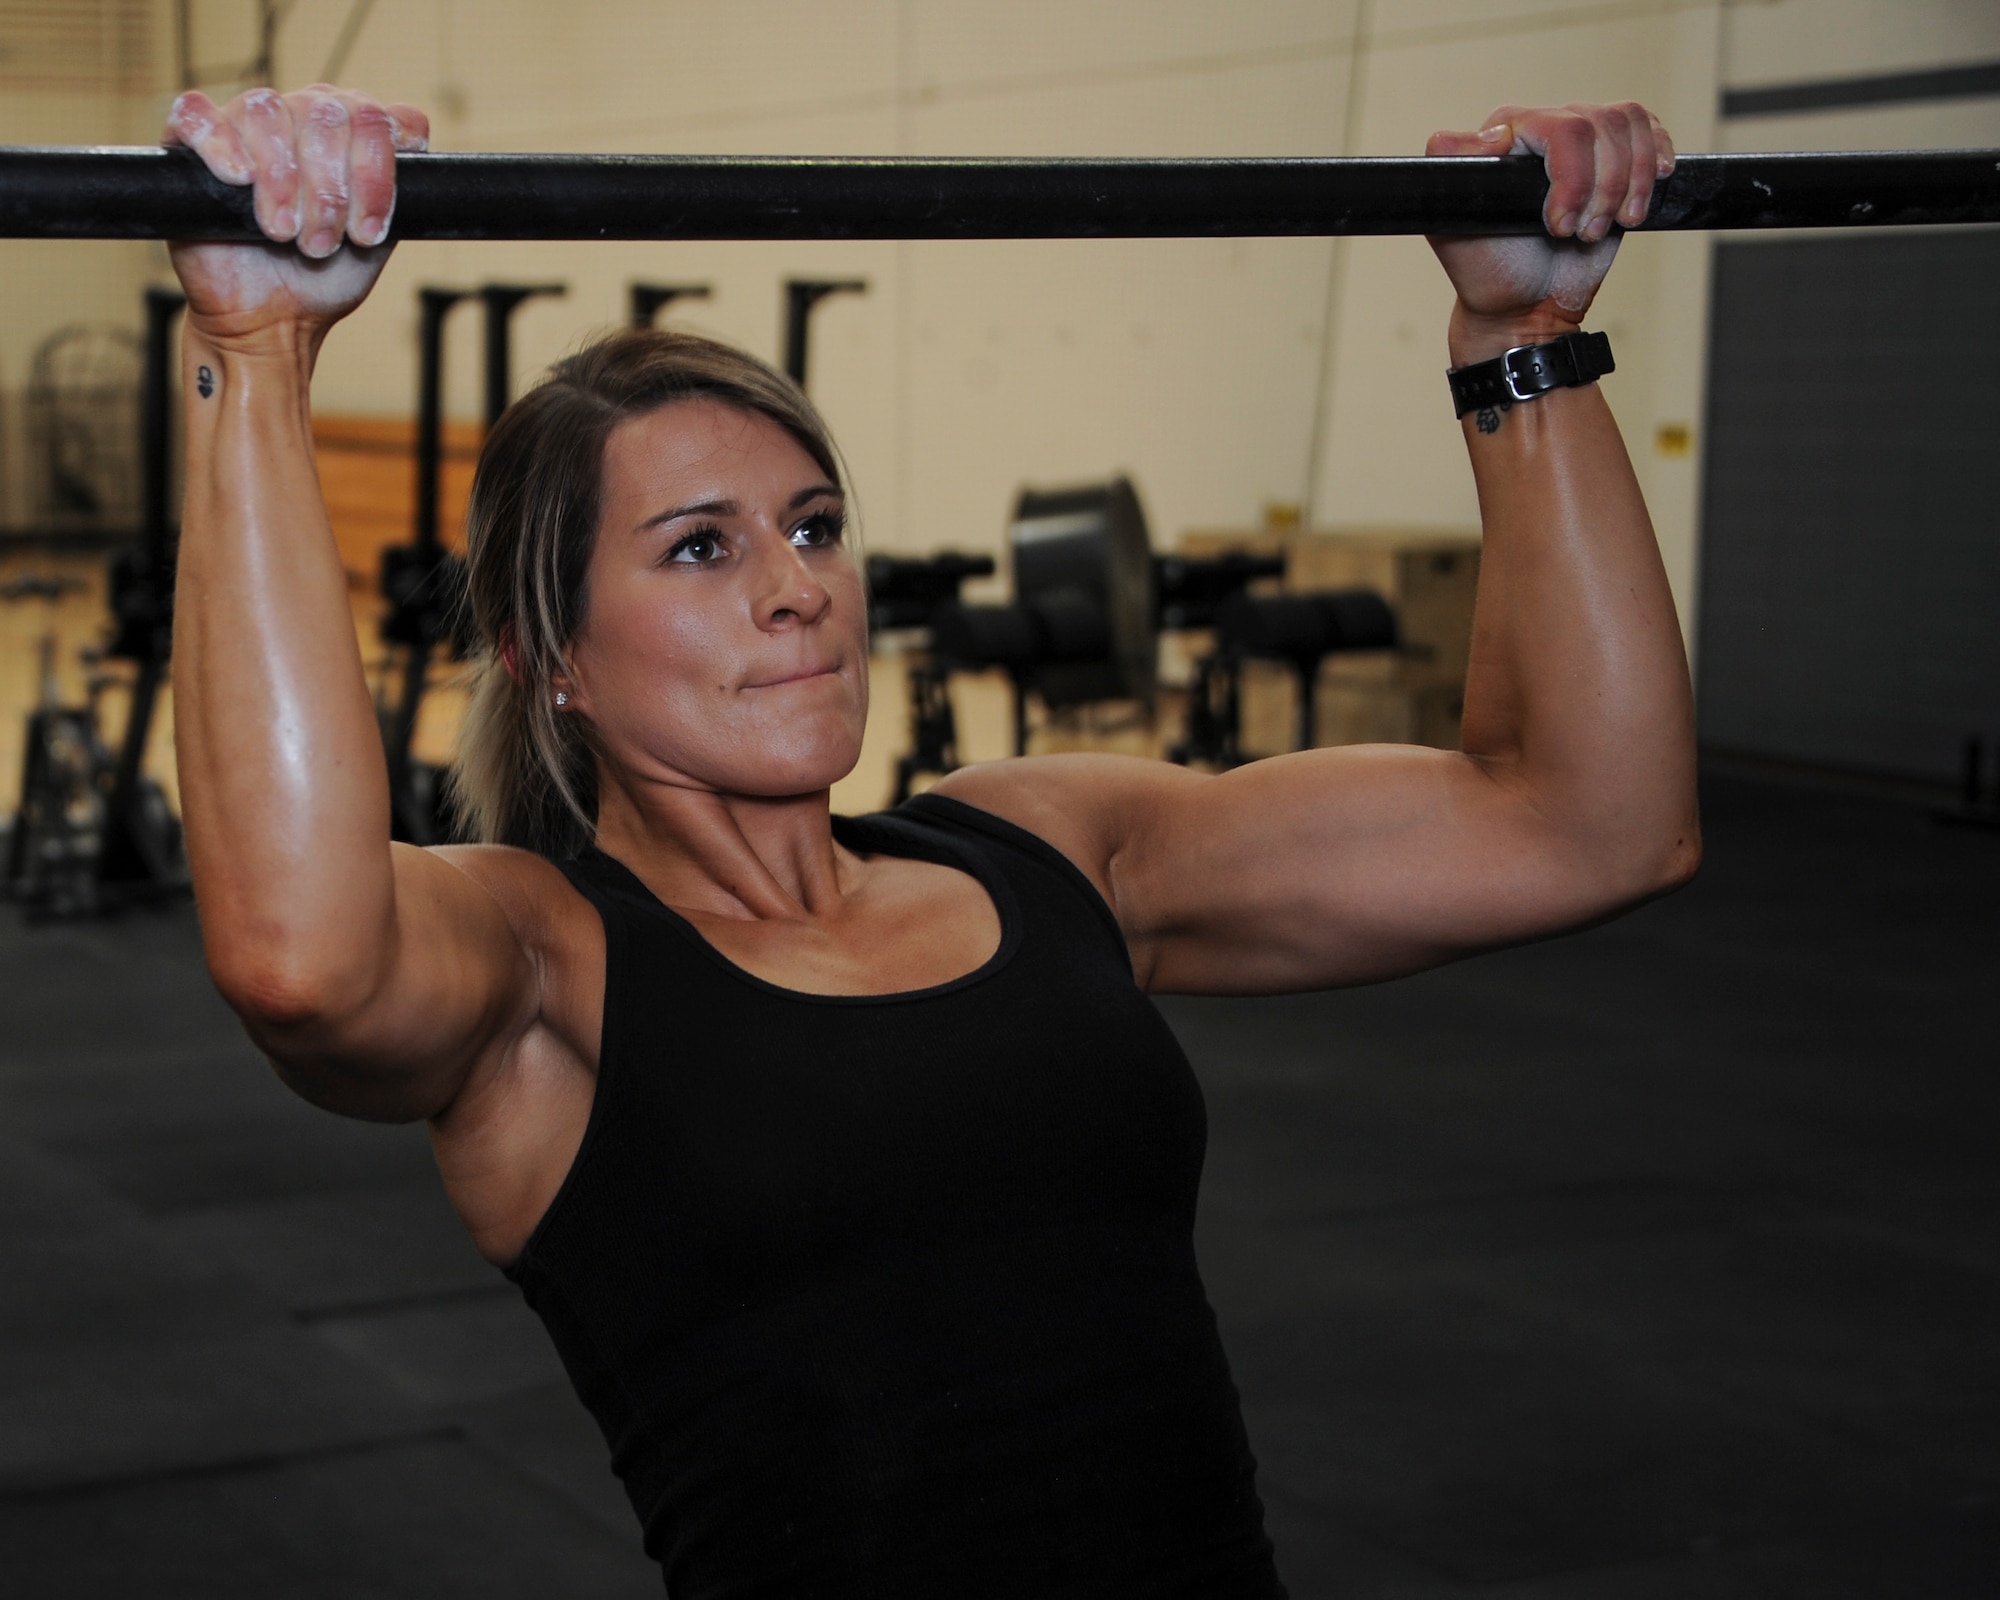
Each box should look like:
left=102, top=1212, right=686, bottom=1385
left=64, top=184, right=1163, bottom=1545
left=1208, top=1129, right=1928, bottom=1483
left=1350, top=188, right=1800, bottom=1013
left=1, top=146, right=1996, bottom=240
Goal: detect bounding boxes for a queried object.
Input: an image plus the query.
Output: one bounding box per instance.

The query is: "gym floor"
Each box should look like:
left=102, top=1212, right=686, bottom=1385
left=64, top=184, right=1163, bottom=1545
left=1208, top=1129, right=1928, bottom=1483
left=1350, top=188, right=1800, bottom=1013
left=0, top=767, right=1993, bottom=1598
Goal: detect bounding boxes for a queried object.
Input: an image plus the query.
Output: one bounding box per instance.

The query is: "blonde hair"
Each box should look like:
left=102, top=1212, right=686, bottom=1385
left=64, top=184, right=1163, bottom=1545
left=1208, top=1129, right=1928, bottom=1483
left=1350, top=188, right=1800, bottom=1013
left=447, top=328, right=845, bottom=857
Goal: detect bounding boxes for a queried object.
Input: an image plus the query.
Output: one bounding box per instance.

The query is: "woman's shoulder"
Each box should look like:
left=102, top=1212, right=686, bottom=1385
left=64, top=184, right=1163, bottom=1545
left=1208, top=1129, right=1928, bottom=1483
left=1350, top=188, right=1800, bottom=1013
left=424, top=840, right=603, bottom=954
left=923, top=752, right=1197, bottom=918
left=928, top=752, right=1197, bottom=861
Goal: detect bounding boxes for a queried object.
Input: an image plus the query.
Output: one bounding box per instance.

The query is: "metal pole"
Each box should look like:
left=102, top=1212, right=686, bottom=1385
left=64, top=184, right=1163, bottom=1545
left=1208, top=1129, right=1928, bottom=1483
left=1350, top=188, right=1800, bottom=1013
left=630, top=282, right=711, bottom=327
left=479, top=282, right=566, bottom=428
left=253, top=0, right=279, bottom=87
left=4, top=147, right=1997, bottom=240
left=383, top=285, right=480, bottom=845
left=783, top=279, right=867, bottom=388
left=139, top=287, right=183, bottom=577
left=414, top=286, right=466, bottom=558
left=383, top=288, right=460, bottom=833
left=100, top=288, right=186, bottom=887
left=174, top=0, right=194, bottom=91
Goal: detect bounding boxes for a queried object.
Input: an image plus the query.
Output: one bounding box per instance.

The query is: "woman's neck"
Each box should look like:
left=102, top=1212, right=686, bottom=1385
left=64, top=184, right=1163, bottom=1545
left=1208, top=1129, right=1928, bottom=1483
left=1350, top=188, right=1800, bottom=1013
left=590, top=779, right=850, bottom=923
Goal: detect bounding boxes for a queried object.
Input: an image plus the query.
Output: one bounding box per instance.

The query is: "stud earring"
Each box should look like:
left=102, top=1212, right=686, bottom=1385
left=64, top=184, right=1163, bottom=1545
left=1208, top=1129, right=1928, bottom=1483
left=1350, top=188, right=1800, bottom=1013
left=554, top=691, right=569, bottom=708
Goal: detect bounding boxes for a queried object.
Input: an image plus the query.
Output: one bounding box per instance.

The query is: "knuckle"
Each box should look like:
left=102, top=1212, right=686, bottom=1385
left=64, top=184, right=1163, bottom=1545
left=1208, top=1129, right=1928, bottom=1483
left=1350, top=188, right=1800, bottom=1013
left=389, top=109, right=431, bottom=151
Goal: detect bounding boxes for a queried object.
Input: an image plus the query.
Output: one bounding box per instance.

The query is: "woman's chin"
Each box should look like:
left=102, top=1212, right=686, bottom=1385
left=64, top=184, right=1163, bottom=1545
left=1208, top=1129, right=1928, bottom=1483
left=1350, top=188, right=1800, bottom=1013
left=714, top=736, right=864, bottom=800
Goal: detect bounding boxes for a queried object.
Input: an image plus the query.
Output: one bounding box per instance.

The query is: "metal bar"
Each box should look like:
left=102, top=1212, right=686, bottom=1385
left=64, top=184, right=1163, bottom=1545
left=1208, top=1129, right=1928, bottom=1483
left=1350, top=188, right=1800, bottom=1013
left=1, top=147, right=1997, bottom=241
left=412, top=286, right=467, bottom=559
left=630, top=282, right=710, bottom=327
left=139, top=287, right=184, bottom=572
left=783, top=279, right=868, bottom=388
left=480, top=283, right=566, bottom=428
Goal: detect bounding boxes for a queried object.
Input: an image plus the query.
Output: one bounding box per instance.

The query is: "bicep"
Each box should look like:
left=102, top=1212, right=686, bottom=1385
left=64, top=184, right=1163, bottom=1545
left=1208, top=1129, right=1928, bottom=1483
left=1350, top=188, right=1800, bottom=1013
left=1114, top=744, right=1628, bottom=994
left=246, top=843, right=541, bottom=1121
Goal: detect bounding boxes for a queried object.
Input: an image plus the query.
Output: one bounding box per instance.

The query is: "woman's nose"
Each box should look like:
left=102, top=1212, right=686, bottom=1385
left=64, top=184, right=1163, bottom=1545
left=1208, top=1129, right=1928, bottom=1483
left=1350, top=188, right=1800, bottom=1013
left=750, top=536, right=833, bottom=630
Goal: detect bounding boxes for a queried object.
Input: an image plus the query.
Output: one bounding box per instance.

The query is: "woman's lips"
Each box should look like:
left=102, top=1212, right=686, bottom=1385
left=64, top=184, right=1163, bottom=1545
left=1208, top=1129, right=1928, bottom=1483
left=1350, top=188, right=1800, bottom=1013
left=745, top=663, right=840, bottom=689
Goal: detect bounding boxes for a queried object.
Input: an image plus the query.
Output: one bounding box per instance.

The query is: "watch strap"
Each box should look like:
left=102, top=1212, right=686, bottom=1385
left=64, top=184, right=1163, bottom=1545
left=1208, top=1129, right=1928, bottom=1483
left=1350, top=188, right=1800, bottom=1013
left=1447, top=330, right=1614, bottom=418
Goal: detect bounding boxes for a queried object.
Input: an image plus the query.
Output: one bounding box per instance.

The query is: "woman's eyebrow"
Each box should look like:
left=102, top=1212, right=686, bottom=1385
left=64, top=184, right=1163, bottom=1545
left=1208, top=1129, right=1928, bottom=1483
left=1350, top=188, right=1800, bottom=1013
left=635, top=484, right=840, bottom=535
left=636, top=497, right=736, bottom=534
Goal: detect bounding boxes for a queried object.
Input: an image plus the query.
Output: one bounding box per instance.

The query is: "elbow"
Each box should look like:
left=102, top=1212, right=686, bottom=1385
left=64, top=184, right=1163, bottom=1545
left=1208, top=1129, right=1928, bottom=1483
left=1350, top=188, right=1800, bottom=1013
left=207, top=949, right=421, bottom=1121
left=1551, top=813, right=1700, bottom=924
left=1644, top=830, right=1702, bottom=898
left=1609, top=820, right=1702, bottom=907
left=202, top=924, right=445, bottom=1124
left=204, top=934, right=382, bottom=1044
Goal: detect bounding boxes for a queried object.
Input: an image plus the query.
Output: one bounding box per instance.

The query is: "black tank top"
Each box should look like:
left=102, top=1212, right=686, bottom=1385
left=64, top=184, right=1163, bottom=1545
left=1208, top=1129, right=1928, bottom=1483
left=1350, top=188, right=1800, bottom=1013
left=507, top=793, right=1285, bottom=1599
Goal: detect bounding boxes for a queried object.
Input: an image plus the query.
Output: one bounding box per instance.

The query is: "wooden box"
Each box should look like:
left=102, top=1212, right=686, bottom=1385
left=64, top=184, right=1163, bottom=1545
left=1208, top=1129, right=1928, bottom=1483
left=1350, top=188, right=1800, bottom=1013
left=1175, top=525, right=1480, bottom=757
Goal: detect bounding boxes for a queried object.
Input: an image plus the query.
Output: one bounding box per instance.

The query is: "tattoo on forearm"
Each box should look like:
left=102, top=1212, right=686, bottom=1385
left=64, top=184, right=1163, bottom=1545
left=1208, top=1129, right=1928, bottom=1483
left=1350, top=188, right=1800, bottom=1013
left=1475, top=398, right=1512, bottom=435
left=196, top=365, right=214, bottom=399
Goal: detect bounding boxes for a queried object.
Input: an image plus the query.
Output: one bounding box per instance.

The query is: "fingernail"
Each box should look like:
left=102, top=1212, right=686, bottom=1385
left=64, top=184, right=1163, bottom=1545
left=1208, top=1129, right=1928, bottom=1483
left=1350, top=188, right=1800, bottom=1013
left=1557, top=210, right=1580, bottom=236
left=355, top=214, right=387, bottom=246
left=306, top=227, right=341, bottom=257
left=1478, top=124, right=1509, bottom=144
left=271, top=205, right=299, bottom=237
left=1622, top=197, right=1647, bottom=225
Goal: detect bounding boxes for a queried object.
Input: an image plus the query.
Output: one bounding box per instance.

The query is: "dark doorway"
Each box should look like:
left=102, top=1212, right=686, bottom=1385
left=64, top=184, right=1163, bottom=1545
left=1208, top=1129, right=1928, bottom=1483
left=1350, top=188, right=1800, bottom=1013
left=1696, top=228, right=2000, bottom=784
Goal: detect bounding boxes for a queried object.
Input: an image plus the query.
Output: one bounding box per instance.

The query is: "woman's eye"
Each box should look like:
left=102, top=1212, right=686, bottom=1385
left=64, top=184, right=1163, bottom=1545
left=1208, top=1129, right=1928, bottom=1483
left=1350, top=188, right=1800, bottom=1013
left=666, top=530, right=724, bottom=564
left=791, top=512, right=845, bottom=548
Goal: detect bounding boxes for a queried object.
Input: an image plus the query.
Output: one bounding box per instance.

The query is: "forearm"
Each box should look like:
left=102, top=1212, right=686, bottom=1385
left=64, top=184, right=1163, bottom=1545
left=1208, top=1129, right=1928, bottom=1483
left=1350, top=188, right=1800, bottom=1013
left=1455, top=311, right=1699, bottom=882
left=174, top=325, right=399, bottom=1016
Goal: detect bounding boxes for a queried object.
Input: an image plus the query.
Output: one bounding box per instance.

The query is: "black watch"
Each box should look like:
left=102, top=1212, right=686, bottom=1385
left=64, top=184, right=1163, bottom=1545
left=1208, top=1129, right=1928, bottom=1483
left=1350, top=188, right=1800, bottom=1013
left=1447, top=330, right=1614, bottom=419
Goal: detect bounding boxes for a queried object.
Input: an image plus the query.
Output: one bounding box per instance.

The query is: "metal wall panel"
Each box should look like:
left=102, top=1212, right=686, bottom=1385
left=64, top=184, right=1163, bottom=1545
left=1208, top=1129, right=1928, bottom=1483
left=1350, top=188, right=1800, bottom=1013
left=1697, top=228, right=2000, bottom=781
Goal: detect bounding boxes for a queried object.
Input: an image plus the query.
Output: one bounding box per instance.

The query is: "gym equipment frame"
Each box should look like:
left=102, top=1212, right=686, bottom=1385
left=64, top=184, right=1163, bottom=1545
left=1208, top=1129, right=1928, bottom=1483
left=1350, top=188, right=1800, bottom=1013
left=0, top=148, right=1996, bottom=240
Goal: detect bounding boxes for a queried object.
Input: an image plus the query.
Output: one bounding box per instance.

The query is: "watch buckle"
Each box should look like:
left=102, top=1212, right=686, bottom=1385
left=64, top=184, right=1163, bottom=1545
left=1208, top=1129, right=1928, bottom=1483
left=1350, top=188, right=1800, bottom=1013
left=1500, top=342, right=1546, bottom=403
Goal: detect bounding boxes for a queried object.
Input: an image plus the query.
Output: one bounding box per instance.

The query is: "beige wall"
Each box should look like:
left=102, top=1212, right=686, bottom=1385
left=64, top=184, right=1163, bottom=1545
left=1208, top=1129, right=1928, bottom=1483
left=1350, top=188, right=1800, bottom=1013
left=4, top=0, right=1998, bottom=647
left=0, top=63, right=160, bottom=527
left=1309, top=1, right=1725, bottom=654
left=1720, top=0, right=2000, bottom=85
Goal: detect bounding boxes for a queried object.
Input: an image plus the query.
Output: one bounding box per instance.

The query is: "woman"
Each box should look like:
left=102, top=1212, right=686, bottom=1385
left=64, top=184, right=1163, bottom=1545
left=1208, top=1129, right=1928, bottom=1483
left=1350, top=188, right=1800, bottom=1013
left=164, top=83, right=1695, bottom=1598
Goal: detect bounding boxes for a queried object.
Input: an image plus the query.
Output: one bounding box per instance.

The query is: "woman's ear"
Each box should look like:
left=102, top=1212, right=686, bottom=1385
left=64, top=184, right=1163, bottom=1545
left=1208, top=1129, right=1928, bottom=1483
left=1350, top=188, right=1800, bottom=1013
left=548, top=652, right=586, bottom=715
left=502, top=621, right=582, bottom=714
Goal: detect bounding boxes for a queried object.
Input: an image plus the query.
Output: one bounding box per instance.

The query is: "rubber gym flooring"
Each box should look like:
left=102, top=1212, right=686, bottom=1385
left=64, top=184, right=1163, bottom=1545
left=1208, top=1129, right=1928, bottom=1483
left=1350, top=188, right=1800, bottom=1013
left=0, top=768, right=1993, bottom=1597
